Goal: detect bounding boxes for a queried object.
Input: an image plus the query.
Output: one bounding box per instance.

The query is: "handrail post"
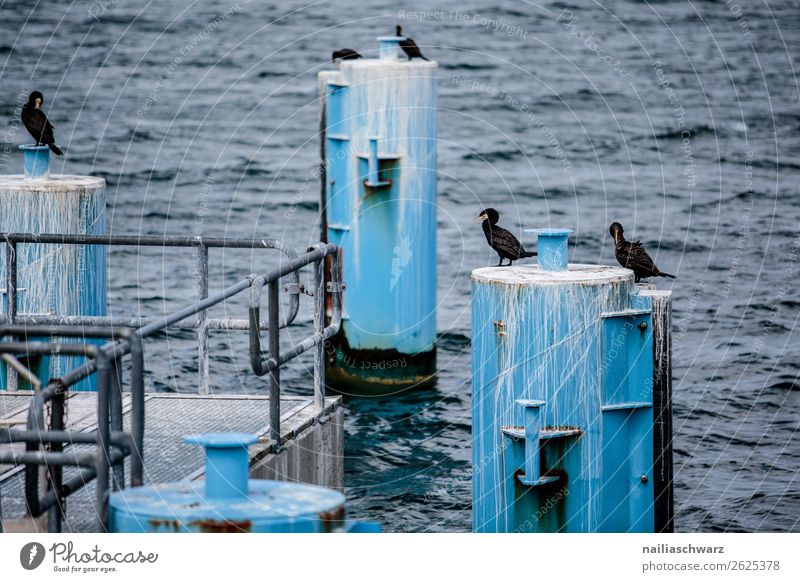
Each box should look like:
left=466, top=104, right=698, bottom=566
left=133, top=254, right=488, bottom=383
left=94, top=349, right=111, bottom=532
left=313, top=255, right=326, bottom=411
left=5, top=239, right=17, bottom=323
left=268, top=279, right=281, bottom=447
left=196, top=244, right=210, bottom=395
left=47, top=382, right=66, bottom=533
left=5, top=240, right=18, bottom=390
left=109, top=357, right=125, bottom=491
left=129, top=333, right=145, bottom=487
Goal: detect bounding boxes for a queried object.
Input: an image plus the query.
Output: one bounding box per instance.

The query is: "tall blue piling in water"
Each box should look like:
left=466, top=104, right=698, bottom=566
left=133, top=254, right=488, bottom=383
left=0, top=149, right=106, bottom=391
left=471, top=230, right=661, bottom=532
left=318, top=36, right=437, bottom=392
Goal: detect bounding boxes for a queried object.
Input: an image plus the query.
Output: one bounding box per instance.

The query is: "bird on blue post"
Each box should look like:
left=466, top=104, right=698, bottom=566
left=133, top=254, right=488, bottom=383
left=21, top=91, right=63, bottom=156
left=474, top=208, right=537, bottom=266
left=1, top=93, right=105, bottom=391
left=319, top=34, right=437, bottom=393
left=471, top=227, right=658, bottom=532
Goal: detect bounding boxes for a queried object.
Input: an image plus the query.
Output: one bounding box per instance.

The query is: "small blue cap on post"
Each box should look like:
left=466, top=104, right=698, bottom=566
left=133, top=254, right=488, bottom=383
left=184, top=433, right=258, bottom=500
left=525, top=228, right=573, bottom=271
left=19, top=144, right=51, bottom=180
left=377, top=36, right=403, bottom=60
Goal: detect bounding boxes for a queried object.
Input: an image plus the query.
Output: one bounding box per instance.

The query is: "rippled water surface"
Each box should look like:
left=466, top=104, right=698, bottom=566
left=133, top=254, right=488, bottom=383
left=1, top=0, right=798, bottom=532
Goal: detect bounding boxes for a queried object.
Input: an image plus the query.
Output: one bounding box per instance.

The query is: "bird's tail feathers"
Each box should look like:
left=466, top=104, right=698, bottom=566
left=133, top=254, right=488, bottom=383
left=659, top=271, right=676, bottom=279
left=421, top=56, right=430, bottom=61
left=48, top=143, right=63, bottom=156
left=523, top=251, right=537, bottom=258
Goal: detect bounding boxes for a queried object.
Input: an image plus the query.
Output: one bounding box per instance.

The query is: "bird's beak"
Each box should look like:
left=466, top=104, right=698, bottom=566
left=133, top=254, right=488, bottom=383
left=473, top=213, right=486, bottom=222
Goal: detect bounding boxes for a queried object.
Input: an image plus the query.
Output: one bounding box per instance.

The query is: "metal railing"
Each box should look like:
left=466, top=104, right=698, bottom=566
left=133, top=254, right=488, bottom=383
left=0, top=326, right=143, bottom=533
left=1, top=233, right=302, bottom=394
left=0, top=233, right=342, bottom=532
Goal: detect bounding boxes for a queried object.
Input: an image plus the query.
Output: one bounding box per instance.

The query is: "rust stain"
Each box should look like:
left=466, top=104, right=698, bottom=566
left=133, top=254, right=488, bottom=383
left=319, top=505, right=345, bottom=533
left=188, top=519, right=253, bottom=533
left=147, top=518, right=253, bottom=533
left=543, top=425, right=583, bottom=434
left=147, top=518, right=182, bottom=533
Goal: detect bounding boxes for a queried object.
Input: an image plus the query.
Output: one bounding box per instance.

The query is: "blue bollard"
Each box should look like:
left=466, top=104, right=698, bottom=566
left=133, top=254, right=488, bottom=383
left=109, top=432, right=381, bottom=533
left=378, top=35, right=403, bottom=60
left=319, top=36, right=437, bottom=392
left=19, top=145, right=52, bottom=180
left=529, top=228, right=572, bottom=271
left=184, top=433, right=255, bottom=499
left=471, top=228, right=658, bottom=532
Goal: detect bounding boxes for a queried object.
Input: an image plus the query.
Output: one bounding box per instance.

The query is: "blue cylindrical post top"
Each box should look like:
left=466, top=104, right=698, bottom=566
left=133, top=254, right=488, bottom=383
left=184, top=433, right=257, bottom=499
left=377, top=36, right=403, bottom=60
left=19, top=145, right=51, bottom=180
left=526, top=228, right=573, bottom=271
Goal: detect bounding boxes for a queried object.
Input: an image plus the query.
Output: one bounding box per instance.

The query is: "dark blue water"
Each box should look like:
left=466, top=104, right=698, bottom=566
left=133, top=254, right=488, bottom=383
left=1, top=0, right=798, bottom=532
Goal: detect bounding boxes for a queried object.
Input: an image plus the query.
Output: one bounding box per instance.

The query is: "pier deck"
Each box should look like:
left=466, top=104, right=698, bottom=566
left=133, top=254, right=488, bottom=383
left=0, top=391, right=342, bottom=532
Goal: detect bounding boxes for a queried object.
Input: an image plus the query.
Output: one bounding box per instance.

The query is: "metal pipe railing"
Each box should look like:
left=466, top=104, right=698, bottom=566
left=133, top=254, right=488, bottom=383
left=0, top=341, right=100, bottom=519
left=0, top=314, right=275, bottom=331
left=249, top=244, right=341, bottom=376
left=1, top=233, right=301, bottom=394
left=0, top=326, right=138, bottom=531
left=4, top=241, right=17, bottom=390
left=0, top=237, right=342, bottom=532
left=0, top=429, right=133, bottom=447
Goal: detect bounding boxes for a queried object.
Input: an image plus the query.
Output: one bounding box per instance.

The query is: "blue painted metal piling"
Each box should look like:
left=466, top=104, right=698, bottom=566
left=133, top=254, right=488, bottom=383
left=109, top=433, right=380, bottom=533
left=319, top=36, right=437, bottom=392
left=471, top=230, right=662, bottom=532
left=0, top=152, right=107, bottom=392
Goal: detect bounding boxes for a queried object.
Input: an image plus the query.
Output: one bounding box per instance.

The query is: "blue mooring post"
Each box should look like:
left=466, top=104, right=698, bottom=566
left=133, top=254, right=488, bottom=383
left=19, top=145, right=51, bottom=180
left=319, top=36, right=437, bottom=393
left=108, top=432, right=381, bottom=533
left=535, top=228, right=572, bottom=271
left=471, top=229, right=668, bottom=532
left=0, top=150, right=107, bottom=392
left=184, top=433, right=255, bottom=499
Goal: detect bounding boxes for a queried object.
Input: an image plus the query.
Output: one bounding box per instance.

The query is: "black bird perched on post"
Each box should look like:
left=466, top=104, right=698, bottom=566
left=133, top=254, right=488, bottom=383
left=475, top=208, right=536, bottom=267
left=609, top=222, right=676, bottom=283
left=332, top=48, right=362, bottom=62
left=396, top=25, right=429, bottom=61
left=21, top=91, right=63, bottom=156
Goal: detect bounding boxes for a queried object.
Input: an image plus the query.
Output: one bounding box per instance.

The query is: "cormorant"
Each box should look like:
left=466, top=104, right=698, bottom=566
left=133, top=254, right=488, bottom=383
left=610, top=222, right=676, bottom=283
left=21, top=91, right=62, bottom=156
left=332, top=48, right=362, bottom=62
left=396, top=26, right=429, bottom=61
left=476, top=208, right=536, bottom=266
